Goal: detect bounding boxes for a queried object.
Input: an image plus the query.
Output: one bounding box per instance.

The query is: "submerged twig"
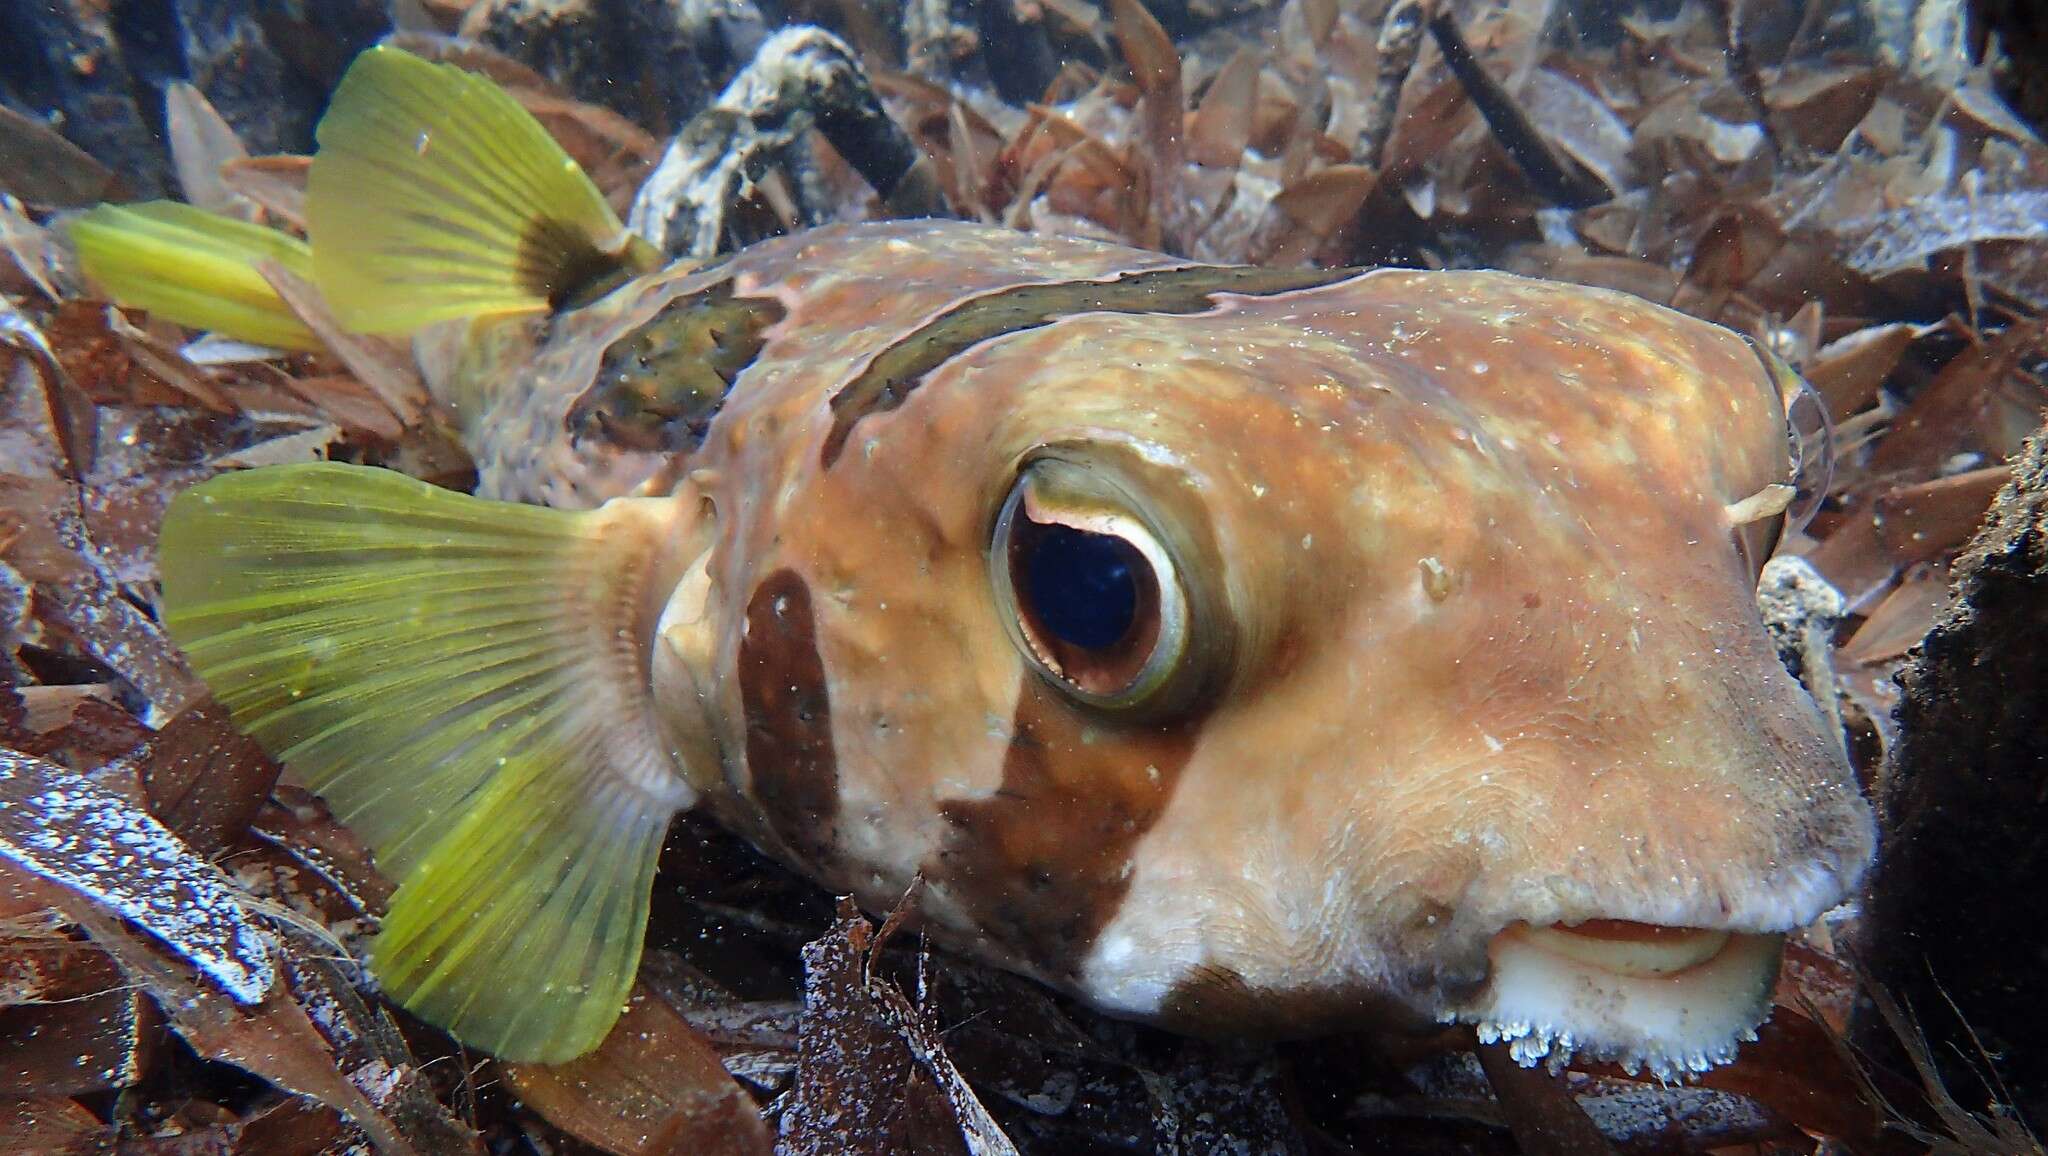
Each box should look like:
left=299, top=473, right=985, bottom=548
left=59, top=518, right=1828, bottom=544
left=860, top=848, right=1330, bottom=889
left=1474, top=1040, right=1623, bottom=1156
left=630, top=26, right=948, bottom=259
left=1707, top=0, right=1783, bottom=161
left=1846, top=981, right=2047, bottom=1156
left=1356, top=0, right=1429, bottom=171
left=1110, top=0, right=1187, bottom=252
left=1426, top=9, right=1609, bottom=208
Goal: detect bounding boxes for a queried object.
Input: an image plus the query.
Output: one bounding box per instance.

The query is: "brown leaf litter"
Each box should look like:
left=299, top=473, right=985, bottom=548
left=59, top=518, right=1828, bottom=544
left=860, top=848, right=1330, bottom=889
left=4, top=2, right=2047, bottom=1151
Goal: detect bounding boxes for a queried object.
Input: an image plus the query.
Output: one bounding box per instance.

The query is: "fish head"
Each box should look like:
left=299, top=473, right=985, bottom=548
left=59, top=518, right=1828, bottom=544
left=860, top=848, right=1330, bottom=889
left=679, top=266, right=1872, bottom=1078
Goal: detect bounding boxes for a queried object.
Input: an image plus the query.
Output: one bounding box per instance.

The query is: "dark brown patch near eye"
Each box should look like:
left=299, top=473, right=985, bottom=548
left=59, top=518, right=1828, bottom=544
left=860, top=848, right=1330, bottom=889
left=738, top=569, right=840, bottom=869
left=820, top=264, right=1358, bottom=467
left=929, top=680, right=1199, bottom=980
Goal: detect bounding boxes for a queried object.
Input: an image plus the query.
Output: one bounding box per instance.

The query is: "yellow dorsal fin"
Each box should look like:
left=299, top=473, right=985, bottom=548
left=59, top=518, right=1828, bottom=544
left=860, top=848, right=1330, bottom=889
left=69, top=201, right=321, bottom=352
left=159, top=463, right=707, bottom=1062
left=307, top=45, right=658, bottom=336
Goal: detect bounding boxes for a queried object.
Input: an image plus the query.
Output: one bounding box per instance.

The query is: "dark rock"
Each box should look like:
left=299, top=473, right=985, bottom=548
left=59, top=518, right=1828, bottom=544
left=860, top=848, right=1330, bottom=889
left=0, top=0, right=390, bottom=200
left=172, top=0, right=316, bottom=156
left=0, top=0, right=174, bottom=196
left=1859, top=422, right=2048, bottom=1131
left=1976, top=0, right=2048, bottom=138
left=463, top=0, right=772, bottom=136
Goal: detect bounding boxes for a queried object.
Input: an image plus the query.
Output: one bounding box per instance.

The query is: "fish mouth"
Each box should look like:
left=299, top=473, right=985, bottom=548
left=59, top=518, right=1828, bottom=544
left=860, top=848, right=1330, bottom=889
left=1448, top=919, right=1784, bottom=1080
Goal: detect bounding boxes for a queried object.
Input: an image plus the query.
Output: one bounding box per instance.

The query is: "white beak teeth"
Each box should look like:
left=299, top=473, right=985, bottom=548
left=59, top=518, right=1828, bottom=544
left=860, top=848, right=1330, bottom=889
left=1517, top=919, right=1732, bottom=978
left=1449, top=922, right=1784, bottom=1080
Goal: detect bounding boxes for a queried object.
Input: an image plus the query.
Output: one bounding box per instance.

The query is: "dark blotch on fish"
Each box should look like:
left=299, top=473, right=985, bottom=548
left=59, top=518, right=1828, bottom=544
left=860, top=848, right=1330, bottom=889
left=739, top=568, right=841, bottom=869
left=520, top=216, right=631, bottom=310
left=931, top=680, right=1197, bottom=978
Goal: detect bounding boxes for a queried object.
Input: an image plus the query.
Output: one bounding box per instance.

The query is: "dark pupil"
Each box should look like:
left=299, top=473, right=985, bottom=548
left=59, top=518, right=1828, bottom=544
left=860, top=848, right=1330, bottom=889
left=1023, top=524, right=1140, bottom=650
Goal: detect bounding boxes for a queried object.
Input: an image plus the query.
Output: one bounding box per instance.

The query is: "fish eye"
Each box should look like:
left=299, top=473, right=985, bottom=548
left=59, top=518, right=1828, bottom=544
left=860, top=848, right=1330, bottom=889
left=990, top=459, right=1194, bottom=712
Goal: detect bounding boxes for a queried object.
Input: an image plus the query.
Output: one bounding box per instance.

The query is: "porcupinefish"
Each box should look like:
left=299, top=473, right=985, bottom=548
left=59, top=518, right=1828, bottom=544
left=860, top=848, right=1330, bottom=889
left=71, top=46, right=1874, bottom=1072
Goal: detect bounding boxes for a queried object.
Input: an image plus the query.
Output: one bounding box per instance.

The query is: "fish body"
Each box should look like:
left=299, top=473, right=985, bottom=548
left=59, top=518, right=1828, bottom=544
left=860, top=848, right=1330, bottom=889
left=77, top=47, right=1873, bottom=1074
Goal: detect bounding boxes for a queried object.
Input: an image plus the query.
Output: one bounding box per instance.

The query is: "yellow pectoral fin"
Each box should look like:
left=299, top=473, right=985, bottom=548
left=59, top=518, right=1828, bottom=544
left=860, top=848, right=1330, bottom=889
left=69, top=201, right=321, bottom=352
left=158, top=463, right=704, bottom=1062
left=307, top=45, right=657, bottom=336
left=374, top=774, right=671, bottom=1062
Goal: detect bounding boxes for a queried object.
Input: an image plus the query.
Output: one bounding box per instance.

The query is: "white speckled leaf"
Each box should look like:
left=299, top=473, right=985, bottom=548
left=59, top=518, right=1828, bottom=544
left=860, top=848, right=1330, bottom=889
left=0, top=747, right=275, bottom=1004
left=1842, top=192, right=2048, bottom=276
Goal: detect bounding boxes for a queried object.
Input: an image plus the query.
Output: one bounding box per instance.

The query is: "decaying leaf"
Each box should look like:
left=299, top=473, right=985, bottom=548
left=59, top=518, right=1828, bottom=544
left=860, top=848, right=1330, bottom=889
left=250, top=786, right=395, bottom=920
left=503, top=984, right=772, bottom=1156
left=0, top=1096, right=108, bottom=1151
left=1, top=297, right=96, bottom=478
left=257, top=260, right=432, bottom=425
left=782, top=898, right=1023, bottom=1154
left=0, top=195, right=70, bottom=302
left=1873, top=466, right=2011, bottom=565
left=1110, top=0, right=1185, bottom=250
left=0, top=0, right=2040, bottom=1147
left=140, top=700, right=283, bottom=858
left=0, top=986, right=162, bottom=1097
left=0, top=106, right=124, bottom=207
left=166, top=82, right=255, bottom=217
left=783, top=901, right=921, bottom=1154
left=69, top=893, right=428, bottom=1155
left=1842, top=191, right=2048, bottom=278
left=1841, top=562, right=1956, bottom=667
left=1807, top=322, right=1918, bottom=418
left=0, top=747, right=274, bottom=1003
left=1, top=481, right=203, bottom=723
left=1186, top=49, right=1261, bottom=169
left=219, top=155, right=313, bottom=230
left=1475, top=1040, right=1621, bottom=1156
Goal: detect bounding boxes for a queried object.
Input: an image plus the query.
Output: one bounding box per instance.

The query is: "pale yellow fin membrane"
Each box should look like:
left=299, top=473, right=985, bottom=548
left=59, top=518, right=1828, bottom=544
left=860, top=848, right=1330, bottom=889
left=158, top=463, right=688, bottom=1062
left=307, top=45, right=653, bottom=335
left=69, top=201, right=321, bottom=352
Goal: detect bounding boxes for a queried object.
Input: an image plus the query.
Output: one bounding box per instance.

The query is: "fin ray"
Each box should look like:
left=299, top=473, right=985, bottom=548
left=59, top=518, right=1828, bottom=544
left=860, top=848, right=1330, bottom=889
left=69, top=201, right=321, bottom=352
left=159, top=463, right=698, bottom=1062
left=308, top=46, right=654, bottom=334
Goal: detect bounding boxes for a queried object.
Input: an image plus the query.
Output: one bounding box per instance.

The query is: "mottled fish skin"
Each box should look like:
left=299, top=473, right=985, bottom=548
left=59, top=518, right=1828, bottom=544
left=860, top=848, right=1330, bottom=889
left=440, top=223, right=1192, bottom=506
left=447, top=219, right=1873, bottom=1040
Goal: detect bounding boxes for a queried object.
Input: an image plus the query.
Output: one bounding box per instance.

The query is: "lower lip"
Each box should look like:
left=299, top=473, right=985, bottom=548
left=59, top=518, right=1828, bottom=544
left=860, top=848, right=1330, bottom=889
left=1511, top=919, right=1734, bottom=977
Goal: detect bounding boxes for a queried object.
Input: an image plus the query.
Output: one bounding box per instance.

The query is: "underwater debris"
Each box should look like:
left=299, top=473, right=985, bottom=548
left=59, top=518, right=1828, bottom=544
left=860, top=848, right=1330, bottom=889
left=1474, top=1040, right=1621, bottom=1156
left=632, top=26, right=948, bottom=257
left=1756, top=555, right=1850, bottom=752
left=500, top=981, right=774, bottom=1155
left=1856, top=980, right=2047, bottom=1156
left=1, top=0, right=2046, bottom=1150
left=1861, top=419, right=2048, bottom=1131
left=0, top=746, right=274, bottom=1004
left=0, top=108, right=125, bottom=208
left=462, top=0, right=727, bottom=135
left=1425, top=7, right=1610, bottom=209
left=718, top=891, right=1038, bottom=1154
left=1354, top=0, right=1427, bottom=172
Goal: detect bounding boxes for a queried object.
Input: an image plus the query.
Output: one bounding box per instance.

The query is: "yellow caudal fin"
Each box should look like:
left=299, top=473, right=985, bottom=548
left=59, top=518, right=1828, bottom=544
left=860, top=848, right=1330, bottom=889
left=307, top=45, right=659, bottom=336
left=69, top=201, right=321, bottom=352
left=158, top=463, right=706, bottom=1062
